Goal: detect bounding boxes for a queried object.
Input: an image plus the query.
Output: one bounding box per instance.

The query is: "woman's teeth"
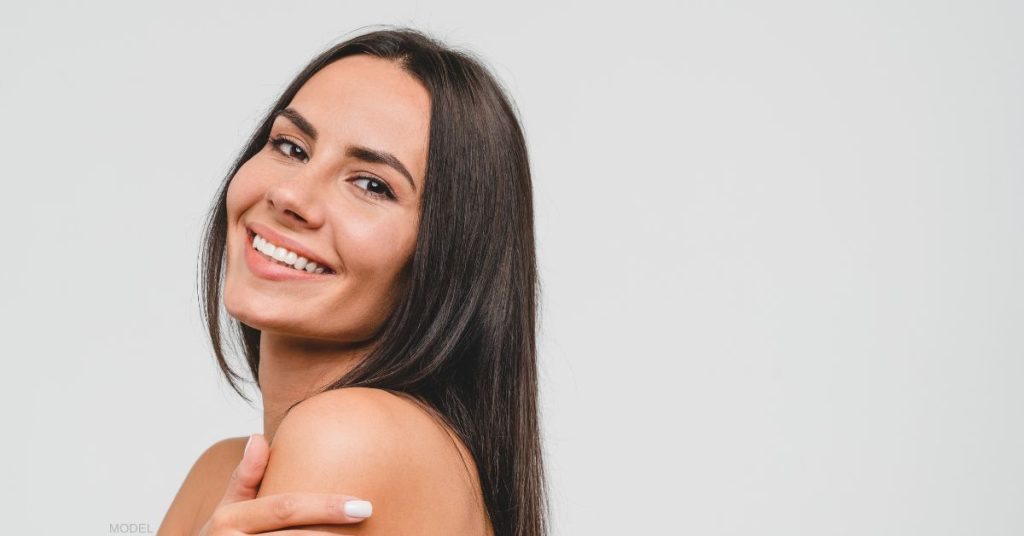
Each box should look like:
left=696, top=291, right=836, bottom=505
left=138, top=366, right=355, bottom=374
left=252, top=233, right=329, bottom=274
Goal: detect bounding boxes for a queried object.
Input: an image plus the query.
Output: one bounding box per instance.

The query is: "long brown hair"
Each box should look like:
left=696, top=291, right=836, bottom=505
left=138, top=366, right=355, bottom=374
left=197, top=26, right=548, bottom=536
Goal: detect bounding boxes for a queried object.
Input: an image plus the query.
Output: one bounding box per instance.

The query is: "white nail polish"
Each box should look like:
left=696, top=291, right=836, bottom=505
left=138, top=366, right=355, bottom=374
left=344, top=500, right=373, bottom=518
left=244, top=435, right=254, bottom=457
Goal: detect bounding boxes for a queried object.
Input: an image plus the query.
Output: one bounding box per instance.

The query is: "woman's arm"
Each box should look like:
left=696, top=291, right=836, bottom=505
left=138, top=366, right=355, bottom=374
left=158, top=437, right=247, bottom=535
left=160, top=434, right=376, bottom=535
left=257, top=387, right=489, bottom=535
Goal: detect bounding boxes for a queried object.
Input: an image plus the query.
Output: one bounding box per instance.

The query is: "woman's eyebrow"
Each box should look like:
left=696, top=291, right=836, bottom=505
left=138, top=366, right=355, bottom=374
left=273, top=107, right=417, bottom=192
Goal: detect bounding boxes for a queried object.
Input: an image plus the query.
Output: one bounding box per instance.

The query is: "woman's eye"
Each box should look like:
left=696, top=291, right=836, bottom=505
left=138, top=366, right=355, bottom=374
left=352, top=175, right=396, bottom=200
left=268, top=136, right=308, bottom=162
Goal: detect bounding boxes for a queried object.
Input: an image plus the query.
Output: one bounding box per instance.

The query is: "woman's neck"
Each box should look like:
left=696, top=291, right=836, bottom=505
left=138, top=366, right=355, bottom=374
left=257, top=331, right=372, bottom=444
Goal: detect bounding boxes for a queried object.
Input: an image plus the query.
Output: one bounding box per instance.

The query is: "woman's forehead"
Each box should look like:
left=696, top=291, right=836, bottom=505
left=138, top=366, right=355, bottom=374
left=292, top=55, right=429, bottom=127
left=283, top=55, right=431, bottom=185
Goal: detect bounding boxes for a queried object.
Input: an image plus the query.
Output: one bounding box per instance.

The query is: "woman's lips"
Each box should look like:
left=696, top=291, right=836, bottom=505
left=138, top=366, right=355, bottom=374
left=243, top=227, right=335, bottom=281
left=245, top=221, right=337, bottom=273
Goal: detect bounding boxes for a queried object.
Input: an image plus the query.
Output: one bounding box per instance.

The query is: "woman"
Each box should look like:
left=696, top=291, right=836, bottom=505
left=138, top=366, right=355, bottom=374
left=157, top=27, right=547, bottom=535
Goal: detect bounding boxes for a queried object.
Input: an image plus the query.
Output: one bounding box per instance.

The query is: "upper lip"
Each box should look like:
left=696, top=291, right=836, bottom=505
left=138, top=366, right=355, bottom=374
left=245, top=221, right=337, bottom=273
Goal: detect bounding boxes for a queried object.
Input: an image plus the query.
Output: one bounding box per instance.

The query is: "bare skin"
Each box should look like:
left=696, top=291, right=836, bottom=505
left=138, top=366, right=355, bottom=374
left=158, top=437, right=247, bottom=534
left=224, top=53, right=429, bottom=444
left=159, top=54, right=493, bottom=534
left=160, top=395, right=492, bottom=535
left=158, top=434, right=379, bottom=535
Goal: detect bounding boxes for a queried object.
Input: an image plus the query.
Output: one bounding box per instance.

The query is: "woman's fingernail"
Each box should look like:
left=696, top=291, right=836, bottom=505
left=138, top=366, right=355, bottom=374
left=343, top=499, right=373, bottom=518
left=243, top=434, right=254, bottom=458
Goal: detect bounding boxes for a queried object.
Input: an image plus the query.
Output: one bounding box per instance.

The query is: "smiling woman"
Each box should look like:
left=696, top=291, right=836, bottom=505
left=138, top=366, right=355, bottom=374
left=224, top=53, right=429, bottom=340
left=157, top=27, right=547, bottom=536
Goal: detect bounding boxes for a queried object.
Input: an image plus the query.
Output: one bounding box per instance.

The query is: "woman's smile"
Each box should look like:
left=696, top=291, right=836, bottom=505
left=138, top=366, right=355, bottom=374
left=243, top=223, right=337, bottom=281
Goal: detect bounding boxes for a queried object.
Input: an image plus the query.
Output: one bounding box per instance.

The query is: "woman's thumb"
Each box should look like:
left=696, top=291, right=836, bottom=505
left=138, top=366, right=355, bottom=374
left=218, top=433, right=270, bottom=505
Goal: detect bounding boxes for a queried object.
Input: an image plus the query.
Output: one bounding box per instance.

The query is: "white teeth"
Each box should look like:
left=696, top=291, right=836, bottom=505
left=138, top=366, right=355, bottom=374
left=258, top=238, right=275, bottom=257
left=251, top=232, right=331, bottom=274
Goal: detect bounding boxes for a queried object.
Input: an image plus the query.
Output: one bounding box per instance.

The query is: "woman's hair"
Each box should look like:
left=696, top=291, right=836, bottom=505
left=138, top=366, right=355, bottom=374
left=197, top=26, right=547, bottom=536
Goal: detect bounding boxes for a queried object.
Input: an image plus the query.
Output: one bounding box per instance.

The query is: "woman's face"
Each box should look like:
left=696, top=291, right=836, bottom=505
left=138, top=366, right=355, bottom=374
left=223, top=54, right=430, bottom=342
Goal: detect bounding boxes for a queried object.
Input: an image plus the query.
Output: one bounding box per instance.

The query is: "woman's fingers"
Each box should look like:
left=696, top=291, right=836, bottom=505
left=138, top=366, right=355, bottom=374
left=217, top=433, right=270, bottom=506
left=206, top=492, right=373, bottom=533
left=260, top=526, right=372, bottom=535
left=260, top=530, right=363, bottom=536
left=198, top=433, right=373, bottom=535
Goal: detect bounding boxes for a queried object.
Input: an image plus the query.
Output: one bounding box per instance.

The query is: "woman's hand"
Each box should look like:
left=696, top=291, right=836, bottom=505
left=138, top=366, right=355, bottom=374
left=197, top=434, right=373, bottom=535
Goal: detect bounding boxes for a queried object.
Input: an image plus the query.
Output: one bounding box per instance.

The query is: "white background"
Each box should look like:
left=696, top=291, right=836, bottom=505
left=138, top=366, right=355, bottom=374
left=1, top=1, right=1021, bottom=534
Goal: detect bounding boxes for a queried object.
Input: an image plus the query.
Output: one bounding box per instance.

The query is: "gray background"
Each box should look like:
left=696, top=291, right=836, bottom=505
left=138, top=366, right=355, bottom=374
left=1, top=1, right=1021, bottom=534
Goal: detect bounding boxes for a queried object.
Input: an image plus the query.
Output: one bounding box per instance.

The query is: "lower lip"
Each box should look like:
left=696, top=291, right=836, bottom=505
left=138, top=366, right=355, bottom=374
left=243, top=229, right=334, bottom=281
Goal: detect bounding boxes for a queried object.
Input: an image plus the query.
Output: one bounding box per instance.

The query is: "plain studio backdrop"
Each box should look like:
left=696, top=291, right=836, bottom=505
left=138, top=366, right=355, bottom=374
left=0, top=1, right=1021, bottom=534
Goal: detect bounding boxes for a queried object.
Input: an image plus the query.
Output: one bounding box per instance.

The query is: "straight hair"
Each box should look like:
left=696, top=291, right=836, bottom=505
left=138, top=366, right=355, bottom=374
left=197, top=26, right=547, bottom=536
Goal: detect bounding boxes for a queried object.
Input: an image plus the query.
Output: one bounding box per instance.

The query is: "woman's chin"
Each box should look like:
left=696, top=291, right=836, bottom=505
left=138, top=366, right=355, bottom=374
left=224, top=305, right=335, bottom=341
left=225, top=304, right=287, bottom=333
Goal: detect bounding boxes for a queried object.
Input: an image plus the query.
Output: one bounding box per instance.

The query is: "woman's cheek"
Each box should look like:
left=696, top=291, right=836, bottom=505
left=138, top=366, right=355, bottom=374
left=225, top=167, right=258, bottom=219
left=354, top=215, right=416, bottom=285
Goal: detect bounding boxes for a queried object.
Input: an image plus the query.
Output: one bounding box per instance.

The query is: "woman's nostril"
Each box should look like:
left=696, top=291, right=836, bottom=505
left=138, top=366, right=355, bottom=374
left=285, top=209, right=307, bottom=223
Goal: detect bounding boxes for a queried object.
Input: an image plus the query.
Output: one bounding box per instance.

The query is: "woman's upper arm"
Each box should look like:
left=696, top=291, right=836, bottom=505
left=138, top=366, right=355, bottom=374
left=257, top=387, right=474, bottom=535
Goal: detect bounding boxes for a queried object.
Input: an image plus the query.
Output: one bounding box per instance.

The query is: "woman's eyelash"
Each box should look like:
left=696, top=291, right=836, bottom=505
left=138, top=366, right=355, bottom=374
left=352, top=175, right=397, bottom=200
left=266, top=135, right=397, bottom=201
left=267, top=135, right=308, bottom=161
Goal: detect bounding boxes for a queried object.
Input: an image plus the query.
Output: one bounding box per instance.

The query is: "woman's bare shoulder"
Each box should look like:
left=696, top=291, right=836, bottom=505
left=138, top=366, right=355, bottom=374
left=262, top=387, right=493, bottom=535
left=157, top=436, right=248, bottom=535
left=288, top=387, right=485, bottom=494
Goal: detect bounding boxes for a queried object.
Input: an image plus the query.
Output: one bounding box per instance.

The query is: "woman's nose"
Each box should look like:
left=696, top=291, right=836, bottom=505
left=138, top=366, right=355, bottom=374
left=263, top=176, right=325, bottom=228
